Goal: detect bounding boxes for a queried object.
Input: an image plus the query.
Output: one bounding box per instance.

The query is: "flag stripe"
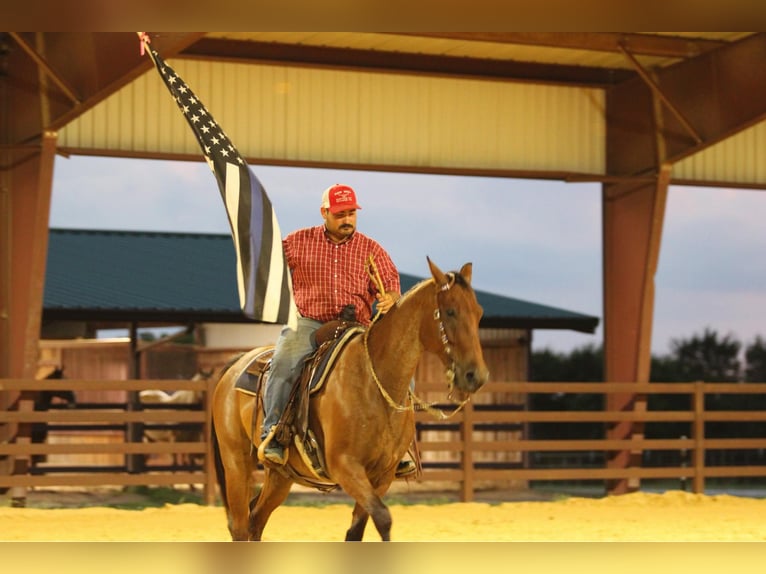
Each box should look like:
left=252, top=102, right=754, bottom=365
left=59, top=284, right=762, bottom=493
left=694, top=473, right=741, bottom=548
left=262, top=207, right=284, bottom=322
left=249, top=172, right=267, bottom=318
left=224, top=163, right=246, bottom=309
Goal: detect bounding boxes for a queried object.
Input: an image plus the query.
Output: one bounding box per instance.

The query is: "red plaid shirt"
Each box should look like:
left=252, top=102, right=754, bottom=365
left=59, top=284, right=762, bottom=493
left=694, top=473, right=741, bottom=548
left=283, top=225, right=400, bottom=325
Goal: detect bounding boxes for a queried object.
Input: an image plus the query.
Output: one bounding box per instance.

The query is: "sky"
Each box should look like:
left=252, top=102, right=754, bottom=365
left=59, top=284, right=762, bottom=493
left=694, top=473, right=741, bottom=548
left=48, top=154, right=766, bottom=356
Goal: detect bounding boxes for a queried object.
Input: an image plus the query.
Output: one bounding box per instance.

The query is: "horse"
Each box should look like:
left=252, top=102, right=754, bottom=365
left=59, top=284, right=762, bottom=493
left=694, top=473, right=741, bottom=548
left=139, top=369, right=212, bottom=470
left=31, top=367, right=76, bottom=466
left=211, top=257, right=489, bottom=541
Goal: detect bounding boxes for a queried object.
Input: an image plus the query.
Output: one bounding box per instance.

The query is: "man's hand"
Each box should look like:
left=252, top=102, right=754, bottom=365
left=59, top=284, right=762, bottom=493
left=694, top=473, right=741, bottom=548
left=375, top=291, right=400, bottom=314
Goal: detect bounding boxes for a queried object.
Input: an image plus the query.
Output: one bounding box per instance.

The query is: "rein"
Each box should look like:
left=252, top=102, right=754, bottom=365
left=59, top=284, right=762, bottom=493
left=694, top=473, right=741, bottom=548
left=362, top=276, right=471, bottom=420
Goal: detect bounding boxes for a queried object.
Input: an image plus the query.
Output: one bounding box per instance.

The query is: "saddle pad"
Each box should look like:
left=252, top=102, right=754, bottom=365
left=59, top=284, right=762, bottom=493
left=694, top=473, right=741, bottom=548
left=307, top=326, right=364, bottom=394
left=233, top=347, right=274, bottom=396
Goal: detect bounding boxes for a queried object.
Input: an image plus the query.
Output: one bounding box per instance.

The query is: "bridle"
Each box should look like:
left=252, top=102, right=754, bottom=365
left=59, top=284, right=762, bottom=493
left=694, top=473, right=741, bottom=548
left=362, top=273, right=471, bottom=420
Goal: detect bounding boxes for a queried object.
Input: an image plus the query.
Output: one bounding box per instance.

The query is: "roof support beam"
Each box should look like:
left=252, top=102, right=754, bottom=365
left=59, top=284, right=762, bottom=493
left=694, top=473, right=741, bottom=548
left=607, top=33, right=766, bottom=171
left=181, top=37, right=632, bottom=87
left=618, top=42, right=702, bottom=145
left=600, top=33, right=766, bottom=495
left=393, top=32, right=729, bottom=59
left=8, top=32, right=82, bottom=105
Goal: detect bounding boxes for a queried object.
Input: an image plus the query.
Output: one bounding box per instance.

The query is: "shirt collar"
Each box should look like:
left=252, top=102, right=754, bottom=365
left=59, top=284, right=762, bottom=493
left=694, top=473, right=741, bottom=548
left=323, top=225, right=355, bottom=245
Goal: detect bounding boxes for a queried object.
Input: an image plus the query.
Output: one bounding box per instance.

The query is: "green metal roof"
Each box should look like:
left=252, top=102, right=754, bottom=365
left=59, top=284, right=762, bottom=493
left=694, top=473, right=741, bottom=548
left=44, top=228, right=599, bottom=333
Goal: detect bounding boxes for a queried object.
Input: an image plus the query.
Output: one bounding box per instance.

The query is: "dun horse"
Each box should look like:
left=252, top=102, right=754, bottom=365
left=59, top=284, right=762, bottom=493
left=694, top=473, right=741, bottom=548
left=211, top=258, right=489, bottom=541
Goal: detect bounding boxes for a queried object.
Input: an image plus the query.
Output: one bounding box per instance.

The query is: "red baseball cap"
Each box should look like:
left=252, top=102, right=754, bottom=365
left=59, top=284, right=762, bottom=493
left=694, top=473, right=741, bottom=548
left=321, top=184, right=362, bottom=214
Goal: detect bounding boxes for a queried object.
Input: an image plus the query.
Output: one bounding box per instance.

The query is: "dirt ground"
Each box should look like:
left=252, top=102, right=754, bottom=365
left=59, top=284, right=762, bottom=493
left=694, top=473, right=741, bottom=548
left=1, top=485, right=765, bottom=542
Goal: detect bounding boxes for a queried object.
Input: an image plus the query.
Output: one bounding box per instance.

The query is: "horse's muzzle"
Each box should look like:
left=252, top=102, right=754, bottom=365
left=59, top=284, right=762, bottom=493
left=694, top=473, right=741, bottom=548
left=455, top=363, right=489, bottom=394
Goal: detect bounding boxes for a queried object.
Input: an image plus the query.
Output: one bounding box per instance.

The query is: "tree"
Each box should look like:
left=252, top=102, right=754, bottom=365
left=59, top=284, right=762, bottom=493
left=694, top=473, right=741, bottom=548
left=744, top=336, right=766, bottom=382
left=530, top=344, right=603, bottom=440
left=531, top=344, right=603, bottom=382
left=668, top=327, right=741, bottom=383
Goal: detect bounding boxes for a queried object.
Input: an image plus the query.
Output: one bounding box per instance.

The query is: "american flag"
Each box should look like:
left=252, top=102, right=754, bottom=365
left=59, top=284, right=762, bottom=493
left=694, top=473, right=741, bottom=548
left=143, top=44, right=296, bottom=326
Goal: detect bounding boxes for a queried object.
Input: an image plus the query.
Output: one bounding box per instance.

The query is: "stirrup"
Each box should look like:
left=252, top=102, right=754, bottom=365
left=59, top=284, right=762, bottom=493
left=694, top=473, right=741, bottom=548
left=258, top=425, right=288, bottom=465
left=263, top=442, right=286, bottom=466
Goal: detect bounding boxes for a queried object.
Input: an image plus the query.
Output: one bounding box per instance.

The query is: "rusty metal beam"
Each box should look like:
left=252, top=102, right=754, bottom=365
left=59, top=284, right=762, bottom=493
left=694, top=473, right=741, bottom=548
left=618, top=42, right=703, bottom=145
left=599, top=33, right=766, bottom=495
left=393, top=32, right=732, bottom=58
left=7, top=32, right=82, bottom=105
left=181, top=37, right=632, bottom=88
left=618, top=32, right=766, bottom=164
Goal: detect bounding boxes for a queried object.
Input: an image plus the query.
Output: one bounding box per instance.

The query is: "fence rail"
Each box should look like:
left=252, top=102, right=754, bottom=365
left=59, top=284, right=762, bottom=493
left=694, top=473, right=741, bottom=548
left=1, top=378, right=765, bottom=503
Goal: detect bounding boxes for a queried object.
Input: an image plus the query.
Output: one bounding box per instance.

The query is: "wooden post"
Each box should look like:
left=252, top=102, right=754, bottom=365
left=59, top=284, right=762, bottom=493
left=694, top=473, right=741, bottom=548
left=692, top=382, right=705, bottom=494
left=125, top=322, right=144, bottom=474
left=204, top=375, right=217, bottom=505
left=460, top=401, right=474, bottom=502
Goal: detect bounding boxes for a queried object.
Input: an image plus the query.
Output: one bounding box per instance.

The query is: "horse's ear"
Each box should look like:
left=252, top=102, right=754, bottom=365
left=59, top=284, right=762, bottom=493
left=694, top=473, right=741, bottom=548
left=427, top=256, right=449, bottom=288
left=460, top=262, right=473, bottom=285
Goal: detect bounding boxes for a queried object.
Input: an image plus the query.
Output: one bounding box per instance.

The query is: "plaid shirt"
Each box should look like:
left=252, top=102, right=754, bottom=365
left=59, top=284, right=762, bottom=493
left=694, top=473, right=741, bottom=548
left=283, top=225, right=400, bottom=325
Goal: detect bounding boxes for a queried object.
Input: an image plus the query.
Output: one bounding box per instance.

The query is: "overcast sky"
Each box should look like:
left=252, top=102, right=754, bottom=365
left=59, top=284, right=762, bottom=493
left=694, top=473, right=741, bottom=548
left=48, top=154, right=766, bottom=355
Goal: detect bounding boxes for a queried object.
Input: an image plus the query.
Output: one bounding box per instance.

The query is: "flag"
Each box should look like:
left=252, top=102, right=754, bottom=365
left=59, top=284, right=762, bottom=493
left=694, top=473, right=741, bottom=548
left=142, top=42, right=296, bottom=327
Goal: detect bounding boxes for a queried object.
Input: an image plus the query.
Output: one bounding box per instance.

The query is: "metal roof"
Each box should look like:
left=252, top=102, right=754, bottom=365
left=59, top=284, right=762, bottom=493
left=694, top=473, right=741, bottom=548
left=6, top=33, right=766, bottom=189
left=43, top=228, right=599, bottom=333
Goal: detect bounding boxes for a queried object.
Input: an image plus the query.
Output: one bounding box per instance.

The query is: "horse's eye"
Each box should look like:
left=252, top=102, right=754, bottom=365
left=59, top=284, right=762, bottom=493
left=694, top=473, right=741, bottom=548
left=446, top=308, right=456, bottom=318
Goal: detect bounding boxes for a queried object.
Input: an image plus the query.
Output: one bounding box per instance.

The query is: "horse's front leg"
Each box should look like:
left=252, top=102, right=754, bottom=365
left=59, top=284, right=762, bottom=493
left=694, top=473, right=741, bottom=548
left=249, top=469, right=293, bottom=541
left=345, top=503, right=370, bottom=541
left=337, top=472, right=394, bottom=541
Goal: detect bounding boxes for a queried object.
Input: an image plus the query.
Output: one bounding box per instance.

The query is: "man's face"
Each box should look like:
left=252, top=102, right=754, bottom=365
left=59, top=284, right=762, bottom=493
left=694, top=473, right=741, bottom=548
left=322, top=208, right=357, bottom=242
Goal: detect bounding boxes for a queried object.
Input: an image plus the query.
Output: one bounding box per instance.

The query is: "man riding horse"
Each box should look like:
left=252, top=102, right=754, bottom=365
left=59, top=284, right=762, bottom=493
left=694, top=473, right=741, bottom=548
left=261, top=184, right=415, bottom=477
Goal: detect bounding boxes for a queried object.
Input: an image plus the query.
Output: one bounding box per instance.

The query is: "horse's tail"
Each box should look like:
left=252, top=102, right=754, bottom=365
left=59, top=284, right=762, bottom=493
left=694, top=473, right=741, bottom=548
left=210, top=416, right=230, bottom=512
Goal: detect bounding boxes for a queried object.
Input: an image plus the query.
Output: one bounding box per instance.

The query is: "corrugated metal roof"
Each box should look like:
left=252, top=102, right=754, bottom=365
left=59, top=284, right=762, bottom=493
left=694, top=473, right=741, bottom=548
left=44, top=228, right=598, bottom=333
left=58, top=58, right=606, bottom=176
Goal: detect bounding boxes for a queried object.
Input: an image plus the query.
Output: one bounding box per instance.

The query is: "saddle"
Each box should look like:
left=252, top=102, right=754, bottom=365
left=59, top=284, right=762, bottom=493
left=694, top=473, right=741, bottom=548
left=234, top=320, right=364, bottom=489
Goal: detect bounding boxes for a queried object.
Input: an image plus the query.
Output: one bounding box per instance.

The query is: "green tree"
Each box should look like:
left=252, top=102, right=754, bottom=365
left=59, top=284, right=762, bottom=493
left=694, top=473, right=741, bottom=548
left=744, top=336, right=766, bottom=382
left=530, top=344, right=603, bottom=440
left=531, top=344, right=603, bottom=382
left=669, top=327, right=741, bottom=382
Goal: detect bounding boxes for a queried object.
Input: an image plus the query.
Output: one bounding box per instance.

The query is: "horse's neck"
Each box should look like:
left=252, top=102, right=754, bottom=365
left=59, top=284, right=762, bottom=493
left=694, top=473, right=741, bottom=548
left=366, top=283, right=432, bottom=395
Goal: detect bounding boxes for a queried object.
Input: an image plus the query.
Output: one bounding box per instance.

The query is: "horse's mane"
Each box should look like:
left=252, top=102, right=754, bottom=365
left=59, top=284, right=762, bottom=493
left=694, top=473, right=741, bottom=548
left=395, top=277, right=435, bottom=307
left=394, top=270, right=467, bottom=309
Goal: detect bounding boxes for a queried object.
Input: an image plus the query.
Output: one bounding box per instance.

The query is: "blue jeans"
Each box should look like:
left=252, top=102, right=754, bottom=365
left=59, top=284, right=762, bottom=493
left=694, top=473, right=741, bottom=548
left=261, top=316, right=322, bottom=441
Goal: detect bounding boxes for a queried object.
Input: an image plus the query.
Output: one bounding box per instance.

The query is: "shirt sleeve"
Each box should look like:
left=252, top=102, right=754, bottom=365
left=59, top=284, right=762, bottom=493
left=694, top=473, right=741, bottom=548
left=371, top=244, right=400, bottom=295
left=282, top=233, right=295, bottom=269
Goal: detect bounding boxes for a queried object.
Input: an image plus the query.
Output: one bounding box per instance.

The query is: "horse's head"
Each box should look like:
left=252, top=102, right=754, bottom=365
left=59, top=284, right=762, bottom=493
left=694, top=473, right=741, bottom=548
left=427, top=257, right=490, bottom=401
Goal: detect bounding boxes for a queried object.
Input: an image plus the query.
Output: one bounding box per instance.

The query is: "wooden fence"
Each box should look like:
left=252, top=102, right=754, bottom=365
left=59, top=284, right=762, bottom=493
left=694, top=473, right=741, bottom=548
left=1, top=378, right=765, bottom=503
left=0, top=378, right=217, bottom=504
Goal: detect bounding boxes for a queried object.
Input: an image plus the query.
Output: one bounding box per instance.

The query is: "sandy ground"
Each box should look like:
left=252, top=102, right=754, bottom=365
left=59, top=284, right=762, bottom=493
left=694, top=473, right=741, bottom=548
left=0, top=488, right=764, bottom=542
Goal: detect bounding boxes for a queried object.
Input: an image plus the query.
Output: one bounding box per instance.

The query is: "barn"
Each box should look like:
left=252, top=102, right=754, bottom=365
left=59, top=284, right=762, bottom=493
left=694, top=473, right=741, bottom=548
left=3, top=33, right=766, bottom=496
